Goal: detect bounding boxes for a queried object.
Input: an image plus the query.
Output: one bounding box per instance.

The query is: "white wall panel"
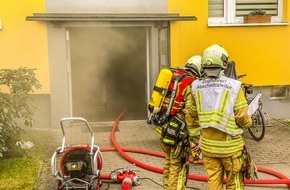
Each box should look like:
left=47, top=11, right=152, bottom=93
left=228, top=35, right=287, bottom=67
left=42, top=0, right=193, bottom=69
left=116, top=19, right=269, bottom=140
left=46, top=0, right=168, bottom=13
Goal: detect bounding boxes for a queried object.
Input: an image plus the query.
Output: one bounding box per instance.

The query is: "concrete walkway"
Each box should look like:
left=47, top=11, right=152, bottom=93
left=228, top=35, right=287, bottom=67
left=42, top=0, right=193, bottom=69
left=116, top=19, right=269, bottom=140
left=36, top=117, right=290, bottom=190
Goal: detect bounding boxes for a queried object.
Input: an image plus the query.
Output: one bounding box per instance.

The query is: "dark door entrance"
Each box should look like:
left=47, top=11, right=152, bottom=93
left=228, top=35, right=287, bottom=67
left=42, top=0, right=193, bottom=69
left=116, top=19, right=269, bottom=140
left=69, top=27, right=147, bottom=121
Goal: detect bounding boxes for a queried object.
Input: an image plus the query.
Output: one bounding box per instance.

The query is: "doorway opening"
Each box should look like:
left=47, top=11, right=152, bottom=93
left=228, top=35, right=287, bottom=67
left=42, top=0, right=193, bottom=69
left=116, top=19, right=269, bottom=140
left=69, top=27, right=147, bottom=121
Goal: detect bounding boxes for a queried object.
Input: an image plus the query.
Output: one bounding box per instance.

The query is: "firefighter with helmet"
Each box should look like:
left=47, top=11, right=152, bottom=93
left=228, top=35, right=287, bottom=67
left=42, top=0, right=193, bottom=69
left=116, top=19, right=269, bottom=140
left=152, top=56, right=201, bottom=190
left=191, top=44, right=252, bottom=190
left=183, top=55, right=204, bottom=77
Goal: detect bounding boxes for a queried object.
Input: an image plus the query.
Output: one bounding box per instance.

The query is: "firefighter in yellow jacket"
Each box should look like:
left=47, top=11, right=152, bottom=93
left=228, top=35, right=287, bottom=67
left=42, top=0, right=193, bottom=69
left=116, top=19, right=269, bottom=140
left=152, top=56, right=202, bottom=190
left=191, top=44, right=252, bottom=190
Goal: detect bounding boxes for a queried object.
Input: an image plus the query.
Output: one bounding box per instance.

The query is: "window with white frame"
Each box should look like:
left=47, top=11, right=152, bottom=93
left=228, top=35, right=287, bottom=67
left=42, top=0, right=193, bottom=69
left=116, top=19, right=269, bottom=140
left=208, top=0, right=283, bottom=25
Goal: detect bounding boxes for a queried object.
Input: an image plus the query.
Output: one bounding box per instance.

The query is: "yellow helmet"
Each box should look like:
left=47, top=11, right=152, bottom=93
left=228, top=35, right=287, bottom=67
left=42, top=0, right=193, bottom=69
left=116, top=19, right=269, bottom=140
left=202, top=44, right=229, bottom=69
left=185, top=55, right=203, bottom=77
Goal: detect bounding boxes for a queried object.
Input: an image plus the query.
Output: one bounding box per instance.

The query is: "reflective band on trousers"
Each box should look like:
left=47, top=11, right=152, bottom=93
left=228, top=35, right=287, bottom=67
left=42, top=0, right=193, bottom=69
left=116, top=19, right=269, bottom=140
left=201, top=137, right=244, bottom=154
left=156, top=126, right=162, bottom=134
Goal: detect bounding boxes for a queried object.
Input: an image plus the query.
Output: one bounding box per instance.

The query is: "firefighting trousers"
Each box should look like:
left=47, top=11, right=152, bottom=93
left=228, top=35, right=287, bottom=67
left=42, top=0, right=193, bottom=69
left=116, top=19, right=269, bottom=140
left=161, top=141, right=189, bottom=190
left=203, top=151, right=244, bottom=190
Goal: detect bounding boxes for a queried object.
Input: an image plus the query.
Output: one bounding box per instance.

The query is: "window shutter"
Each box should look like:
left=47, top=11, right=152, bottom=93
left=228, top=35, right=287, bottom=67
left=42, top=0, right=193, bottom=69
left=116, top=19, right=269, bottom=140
left=209, top=0, right=224, bottom=17
left=236, top=0, right=278, bottom=16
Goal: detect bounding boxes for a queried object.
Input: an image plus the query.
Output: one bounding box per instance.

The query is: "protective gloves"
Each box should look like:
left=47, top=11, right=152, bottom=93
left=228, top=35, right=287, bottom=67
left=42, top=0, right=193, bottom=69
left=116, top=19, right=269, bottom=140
left=241, top=145, right=259, bottom=181
left=244, top=153, right=258, bottom=181
left=190, top=142, right=201, bottom=163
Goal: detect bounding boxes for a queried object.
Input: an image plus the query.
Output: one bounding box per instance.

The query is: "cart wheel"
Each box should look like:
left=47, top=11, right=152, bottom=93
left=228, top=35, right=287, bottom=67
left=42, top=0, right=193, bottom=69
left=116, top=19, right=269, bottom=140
left=54, top=179, right=62, bottom=190
left=91, top=179, right=101, bottom=190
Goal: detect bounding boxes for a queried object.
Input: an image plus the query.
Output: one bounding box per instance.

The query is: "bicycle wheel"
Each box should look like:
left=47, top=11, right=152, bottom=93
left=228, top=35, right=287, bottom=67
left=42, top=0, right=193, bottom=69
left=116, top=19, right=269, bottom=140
left=248, top=108, right=266, bottom=141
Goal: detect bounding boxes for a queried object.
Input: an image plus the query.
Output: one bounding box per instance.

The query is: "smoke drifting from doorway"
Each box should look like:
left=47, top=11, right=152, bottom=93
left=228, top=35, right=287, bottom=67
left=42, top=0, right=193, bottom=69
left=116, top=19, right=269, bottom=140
left=70, top=27, right=147, bottom=121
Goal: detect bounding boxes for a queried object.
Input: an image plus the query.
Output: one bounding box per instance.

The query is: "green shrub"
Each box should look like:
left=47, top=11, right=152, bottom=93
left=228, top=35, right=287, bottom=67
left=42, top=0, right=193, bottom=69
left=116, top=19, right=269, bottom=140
left=0, top=67, right=41, bottom=158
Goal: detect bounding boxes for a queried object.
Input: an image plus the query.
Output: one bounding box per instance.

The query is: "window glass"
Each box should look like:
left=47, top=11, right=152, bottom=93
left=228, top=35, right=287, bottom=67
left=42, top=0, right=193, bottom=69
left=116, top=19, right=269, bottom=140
left=209, top=0, right=224, bottom=17
left=270, top=86, right=288, bottom=100
left=208, top=0, right=282, bottom=24
left=236, top=0, right=278, bottom=16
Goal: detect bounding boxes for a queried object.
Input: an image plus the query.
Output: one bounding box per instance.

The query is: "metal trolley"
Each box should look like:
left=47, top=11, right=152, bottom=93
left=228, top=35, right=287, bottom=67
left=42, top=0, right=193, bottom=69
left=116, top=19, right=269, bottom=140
left=51, top=117, right=103, bottom=190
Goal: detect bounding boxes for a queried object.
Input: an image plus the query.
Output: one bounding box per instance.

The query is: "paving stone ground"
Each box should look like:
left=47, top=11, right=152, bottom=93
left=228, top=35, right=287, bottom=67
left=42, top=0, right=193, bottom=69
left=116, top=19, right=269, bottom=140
left=36, top=118, right=290, bottom=190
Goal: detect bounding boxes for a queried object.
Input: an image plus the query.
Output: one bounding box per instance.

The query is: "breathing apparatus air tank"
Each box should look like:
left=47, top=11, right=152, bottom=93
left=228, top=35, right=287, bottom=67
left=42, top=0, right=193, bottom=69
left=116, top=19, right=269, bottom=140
left=148, top=68, right=173, bottom=114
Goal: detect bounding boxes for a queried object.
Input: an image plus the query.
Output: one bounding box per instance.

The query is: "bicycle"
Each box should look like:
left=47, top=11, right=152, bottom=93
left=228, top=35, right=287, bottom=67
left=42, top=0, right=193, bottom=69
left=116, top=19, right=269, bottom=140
left=224, top=61, right=266, bottom=141
left=238, top=74, right=266, bottom=141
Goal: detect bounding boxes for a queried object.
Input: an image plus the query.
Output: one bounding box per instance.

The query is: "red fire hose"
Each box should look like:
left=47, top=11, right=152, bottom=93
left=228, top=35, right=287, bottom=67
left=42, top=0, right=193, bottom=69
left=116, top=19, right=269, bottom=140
left=109, top=111, right=163, bottom=174
left=101, top=111, right=290, bottom=189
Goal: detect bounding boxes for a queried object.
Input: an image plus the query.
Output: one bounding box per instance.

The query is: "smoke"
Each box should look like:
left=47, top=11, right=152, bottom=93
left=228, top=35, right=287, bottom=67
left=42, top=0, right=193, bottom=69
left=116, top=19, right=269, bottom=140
left=70, top=27, right=147, bottom=121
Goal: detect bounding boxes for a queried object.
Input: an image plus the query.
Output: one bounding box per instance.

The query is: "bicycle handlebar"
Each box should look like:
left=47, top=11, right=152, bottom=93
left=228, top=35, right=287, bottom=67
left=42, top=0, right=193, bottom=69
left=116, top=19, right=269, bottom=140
left=237, top=74, right=247, bottom=79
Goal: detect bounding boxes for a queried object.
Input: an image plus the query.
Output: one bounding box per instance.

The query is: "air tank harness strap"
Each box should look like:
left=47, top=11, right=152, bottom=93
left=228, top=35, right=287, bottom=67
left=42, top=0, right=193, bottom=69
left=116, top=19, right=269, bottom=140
left=162, top=116, right=186, bottom=148
left=167, top=77, right=195, bottom=116
left=171, top=121, right=191, bottom=168
left=157, top=75, right=186, bottom=125
left=172, top=130, right=190, bottom=159
left=153, top=85, right=167, bottom=94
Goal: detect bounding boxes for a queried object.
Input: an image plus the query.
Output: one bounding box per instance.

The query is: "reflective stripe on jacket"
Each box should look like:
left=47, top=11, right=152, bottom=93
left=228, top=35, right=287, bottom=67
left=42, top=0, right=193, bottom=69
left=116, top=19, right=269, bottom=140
left=191, top=76, right=243, bottom=136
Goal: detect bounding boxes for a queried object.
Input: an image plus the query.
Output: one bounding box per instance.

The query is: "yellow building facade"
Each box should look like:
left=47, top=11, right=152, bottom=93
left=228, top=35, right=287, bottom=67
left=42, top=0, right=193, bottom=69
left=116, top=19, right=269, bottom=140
left=0, top=0, right=289, bottom=127
left=0, top=0, right=49, bottom=93
left=169, top=0, right=290, bottom=86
